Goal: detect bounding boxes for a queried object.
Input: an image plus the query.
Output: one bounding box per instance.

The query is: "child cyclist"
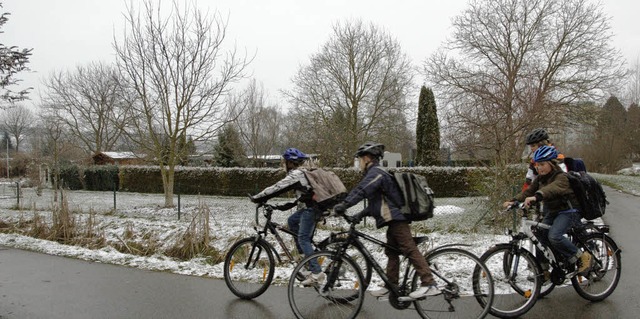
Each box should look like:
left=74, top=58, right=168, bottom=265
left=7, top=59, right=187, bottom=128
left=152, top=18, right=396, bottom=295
left=504, top=145, right=592, bottom=273
left=522, top=128, right=567, bottom=191
left=250, top=148, right=324, bottom=285
left=334, top=142, right=438, bottom=299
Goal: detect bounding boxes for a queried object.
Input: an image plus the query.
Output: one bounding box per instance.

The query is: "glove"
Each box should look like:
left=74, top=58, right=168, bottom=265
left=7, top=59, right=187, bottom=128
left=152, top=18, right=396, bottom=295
left=248, top=194, right=262, bottom=204
left=347, top=212, right=363, bottom=224
left=333, top=203, right=347, bottom=215
left=275, top=202, right=296, bottom=211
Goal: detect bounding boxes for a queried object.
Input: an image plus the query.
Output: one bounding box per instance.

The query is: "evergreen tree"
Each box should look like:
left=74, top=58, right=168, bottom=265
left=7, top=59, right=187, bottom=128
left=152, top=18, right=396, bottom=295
left=213, top=125, right=247, bottom=167
left=592, top=96, right=629, bottom=172
left=415, top=86, right=440, bottom=166
left=627, top=103, right=640, bottom=161
left=1, top=3, right=32, bottom=105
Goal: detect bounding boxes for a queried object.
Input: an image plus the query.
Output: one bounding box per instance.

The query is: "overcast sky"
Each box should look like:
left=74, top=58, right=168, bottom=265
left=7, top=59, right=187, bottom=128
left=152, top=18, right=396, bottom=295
left=3, top=0, right=639, bottom=109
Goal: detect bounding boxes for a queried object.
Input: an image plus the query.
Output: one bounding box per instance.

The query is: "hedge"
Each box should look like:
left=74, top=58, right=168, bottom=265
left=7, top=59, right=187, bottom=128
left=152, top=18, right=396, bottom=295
left=57, top=164, right=526, bottom=198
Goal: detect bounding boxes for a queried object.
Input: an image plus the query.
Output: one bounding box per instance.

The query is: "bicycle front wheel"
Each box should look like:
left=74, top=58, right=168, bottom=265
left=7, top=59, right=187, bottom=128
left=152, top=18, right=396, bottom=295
left=413, top=247, right=494, bottom=319
left=322, top=238, right=372, bottom=292
left=288, top=251, right=365, bottom=319
left=571, top=233, right=621, bottom=301
left=479, top=244, right=541, bottom=318
left=223, top=237, right=275, bottom=299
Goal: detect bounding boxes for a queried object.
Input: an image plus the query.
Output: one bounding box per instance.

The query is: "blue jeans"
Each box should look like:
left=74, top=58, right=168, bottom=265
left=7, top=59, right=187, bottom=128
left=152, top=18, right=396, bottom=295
left=539, top=209, right=581, bottom=262
left=288, top=208, right=320, bottom=273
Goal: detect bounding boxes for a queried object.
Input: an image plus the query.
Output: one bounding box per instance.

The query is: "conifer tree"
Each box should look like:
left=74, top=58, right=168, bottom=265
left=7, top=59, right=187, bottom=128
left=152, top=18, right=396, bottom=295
left=415, top=86, right=440, bottom=166
left=213, top=125, right=247, bottom=167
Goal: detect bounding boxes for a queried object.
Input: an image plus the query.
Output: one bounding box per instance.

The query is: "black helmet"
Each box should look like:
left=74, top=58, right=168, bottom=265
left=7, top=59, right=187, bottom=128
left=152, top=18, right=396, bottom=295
left=525, top=128, right=549, bottom=145
left=355, top=142, right=385, bottom=159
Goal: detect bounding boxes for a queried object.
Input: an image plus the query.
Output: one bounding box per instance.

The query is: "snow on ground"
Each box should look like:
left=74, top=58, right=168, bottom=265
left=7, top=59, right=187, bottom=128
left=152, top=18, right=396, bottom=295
left=0, top=183, right=544, bottom=293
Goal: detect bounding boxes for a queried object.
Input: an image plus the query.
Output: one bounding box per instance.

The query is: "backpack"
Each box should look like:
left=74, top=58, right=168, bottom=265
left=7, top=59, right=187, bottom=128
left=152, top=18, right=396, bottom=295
left=303, top=168, right=347, bottom=210
left=389, top=171, right=436, bottom=221
left=565, top=171, right=608, bottom=220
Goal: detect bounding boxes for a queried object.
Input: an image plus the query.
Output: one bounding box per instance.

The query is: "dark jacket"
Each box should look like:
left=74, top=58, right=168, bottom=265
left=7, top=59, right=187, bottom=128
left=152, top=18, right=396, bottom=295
left=514, top=168, right=579, bottom=214
left=341, top=163, right=406, bottom=228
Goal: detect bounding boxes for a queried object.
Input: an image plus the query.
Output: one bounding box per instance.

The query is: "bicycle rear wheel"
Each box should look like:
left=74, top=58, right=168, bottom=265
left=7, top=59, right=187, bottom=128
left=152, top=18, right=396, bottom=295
left=413, top=247, right=494, bottom=319
left=288, top=251, right=365, bottom=319
left=478, top=244, right=541, bottom=318
left=223, top=237, right=275, bottom=299
left=571, top=233, right=621, bottom=301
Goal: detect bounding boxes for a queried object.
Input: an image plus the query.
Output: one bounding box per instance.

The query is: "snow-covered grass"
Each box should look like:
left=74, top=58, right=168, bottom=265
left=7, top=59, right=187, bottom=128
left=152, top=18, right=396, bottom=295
left=592, top=172, right=640, bottom=196
left=0, top=185, right=504, bottom=290
left=2, top=172, right=636, bottom=291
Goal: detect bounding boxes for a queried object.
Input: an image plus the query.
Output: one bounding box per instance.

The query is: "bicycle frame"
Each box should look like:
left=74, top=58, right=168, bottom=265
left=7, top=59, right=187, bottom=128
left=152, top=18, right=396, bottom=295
left=252, top=203, right=319, bottom=265
left=326, top=218, right=468, bottom=301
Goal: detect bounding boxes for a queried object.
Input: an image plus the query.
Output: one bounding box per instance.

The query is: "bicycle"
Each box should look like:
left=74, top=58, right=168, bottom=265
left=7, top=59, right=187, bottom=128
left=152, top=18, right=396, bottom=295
left=223, top=201, right=372, bottom=299
left=287, top=212, right=495, bottom=319
left=479, top=202, right=622, bottom=318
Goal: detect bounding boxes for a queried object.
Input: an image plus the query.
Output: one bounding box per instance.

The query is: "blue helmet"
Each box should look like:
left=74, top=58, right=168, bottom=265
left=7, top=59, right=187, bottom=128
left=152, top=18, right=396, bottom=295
left=282, top=148, right=308, bottom=163
left=533, top=145, right=558, bottom=163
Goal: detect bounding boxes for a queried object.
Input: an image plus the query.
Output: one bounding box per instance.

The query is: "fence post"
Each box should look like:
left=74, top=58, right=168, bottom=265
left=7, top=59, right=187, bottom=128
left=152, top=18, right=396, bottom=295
left=113, top=180, right=117, bottom=212
left=16, top=181, right=20, bottom=208
left=177, top=183, right=181, bottom=220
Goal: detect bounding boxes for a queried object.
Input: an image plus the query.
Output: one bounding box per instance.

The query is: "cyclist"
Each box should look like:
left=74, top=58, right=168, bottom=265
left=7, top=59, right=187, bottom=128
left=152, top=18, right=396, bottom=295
left=504, top=145, right=592, bottom=273
left=334, top=142, right=438, bottom=299
left=522, top=128, right=567, bottom=191
left=250, top=148, right=324, bottom=285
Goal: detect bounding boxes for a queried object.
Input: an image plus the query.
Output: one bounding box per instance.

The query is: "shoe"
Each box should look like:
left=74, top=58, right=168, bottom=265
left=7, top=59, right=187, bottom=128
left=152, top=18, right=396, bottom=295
left=370, top=287, right=389, bottom=297
left=408, top=285, right=440, bottom=299
left=301, top=272, right=326, bottom=286
left=577, top=251, right=593, bottom=273
left=299, top=269, right=312, bottom=277
left=295, top=269, right=312, bottom=281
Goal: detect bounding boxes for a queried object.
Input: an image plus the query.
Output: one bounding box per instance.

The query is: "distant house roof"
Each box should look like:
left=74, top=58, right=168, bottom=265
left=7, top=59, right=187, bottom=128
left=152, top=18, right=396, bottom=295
left=101, top=151, right=137, bottom=159
left=93, top=151, right=144, bottom=165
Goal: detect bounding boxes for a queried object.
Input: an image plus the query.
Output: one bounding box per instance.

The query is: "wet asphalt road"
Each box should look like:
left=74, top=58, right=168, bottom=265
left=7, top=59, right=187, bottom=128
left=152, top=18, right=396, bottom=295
left=1, top=187, right=638, bottom=318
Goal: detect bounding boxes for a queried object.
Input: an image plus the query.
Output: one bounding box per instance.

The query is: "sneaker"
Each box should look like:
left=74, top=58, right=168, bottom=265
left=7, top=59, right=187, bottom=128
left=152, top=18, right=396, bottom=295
left=408, top=285, right=440, bottom=299
left=295, top=269, right=312, bottom=281
left=301, top=272, right=326, bottom=286
left=577, top=251, right=593, bottom=273
left=370, top=287, right=389, bottom=297
left=299, top=269, right=312, bottom=277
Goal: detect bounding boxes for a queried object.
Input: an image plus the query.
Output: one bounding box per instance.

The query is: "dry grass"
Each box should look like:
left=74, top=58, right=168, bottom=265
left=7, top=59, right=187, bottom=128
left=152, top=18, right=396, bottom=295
left=165, top=200, right=221, bottom=262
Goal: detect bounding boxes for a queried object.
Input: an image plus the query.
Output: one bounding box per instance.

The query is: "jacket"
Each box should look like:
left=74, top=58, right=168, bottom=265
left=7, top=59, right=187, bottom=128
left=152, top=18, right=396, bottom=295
left=341, top=162, right=406, bottom=228
left=252, top=169, right=313, bottom=206
left=514, top=168, right=579, bottom=214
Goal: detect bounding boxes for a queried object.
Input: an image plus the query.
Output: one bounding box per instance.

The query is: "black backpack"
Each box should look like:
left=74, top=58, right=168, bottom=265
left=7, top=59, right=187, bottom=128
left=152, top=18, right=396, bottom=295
left=386, top=171, right=436, bottom=221
left=565, top=171, right=608, bottom=220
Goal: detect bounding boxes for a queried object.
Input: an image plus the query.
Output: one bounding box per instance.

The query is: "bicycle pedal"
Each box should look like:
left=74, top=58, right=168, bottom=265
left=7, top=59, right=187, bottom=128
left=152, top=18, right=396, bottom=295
left=376, top=296, right=389, bottom=302
left=397, top=296, right=415, bottom=302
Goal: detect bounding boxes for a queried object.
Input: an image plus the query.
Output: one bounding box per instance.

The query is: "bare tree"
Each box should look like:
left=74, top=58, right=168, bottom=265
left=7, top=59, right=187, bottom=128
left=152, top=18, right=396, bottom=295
left=114, top=0, right=250, bottom=206
left=284, top=19, right=415, bottom=166
left=230, top=79, right=282, bottom=166
left=38, top=110, right=71, bottom=202
left=425, top=0, right=626, bottom=166
left=41, top=61, right=129, bottom=155
left=0, top=103, right=32, bottom=152
left=626, top=57, right=640, bottom=106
